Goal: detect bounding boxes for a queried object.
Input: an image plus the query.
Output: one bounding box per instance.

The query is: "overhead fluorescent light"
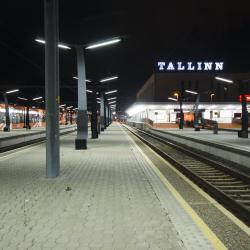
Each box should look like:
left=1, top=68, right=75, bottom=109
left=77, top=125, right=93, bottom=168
left=107, top=97, right=117, bottom=101
left=86, top=89, right=93, bottom=93
left=73, top=76, right=91, bottom=82
left=32, top=96, right=43, bottom=101
left=185, top=89, right=198, bottom=95
left=86, top=38, right=121, bottom=50
left=35, top=39, right=71, bottom=50
left=168, top=97, right=178, bottom=101
left=105, top=90, right=118, bottom=95
left=6, top=89, right=19, bottom=94
left=108, top=101, right=117, bottom=105
left=215, top=76, right=234, bottom=84
left=100, top=76, right=118, bottom=83
left=17, top=97, right=28, bottom=101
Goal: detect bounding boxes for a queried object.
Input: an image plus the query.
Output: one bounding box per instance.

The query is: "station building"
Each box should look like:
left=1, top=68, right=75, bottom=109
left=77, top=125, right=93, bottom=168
left=126, top=61, right=250, bottom=128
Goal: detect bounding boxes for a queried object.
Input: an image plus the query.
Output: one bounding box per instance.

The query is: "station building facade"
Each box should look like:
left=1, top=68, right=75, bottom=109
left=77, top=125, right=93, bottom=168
left=127, top=62, right=250, bottom=128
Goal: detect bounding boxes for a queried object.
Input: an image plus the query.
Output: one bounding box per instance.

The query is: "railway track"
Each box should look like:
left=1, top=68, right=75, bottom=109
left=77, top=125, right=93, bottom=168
left=125, top=125, right=250, bottom=225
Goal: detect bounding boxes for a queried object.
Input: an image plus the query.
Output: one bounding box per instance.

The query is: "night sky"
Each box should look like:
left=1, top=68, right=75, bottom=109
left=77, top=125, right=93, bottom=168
left=1, top=1, right=250, bottom=111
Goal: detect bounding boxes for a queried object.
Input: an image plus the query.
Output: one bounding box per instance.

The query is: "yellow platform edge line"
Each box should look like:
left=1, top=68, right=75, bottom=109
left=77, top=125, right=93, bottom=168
left=130, top=135, right=227, bottom=250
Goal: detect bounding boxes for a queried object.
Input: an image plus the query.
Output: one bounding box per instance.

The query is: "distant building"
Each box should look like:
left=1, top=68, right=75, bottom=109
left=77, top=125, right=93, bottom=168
left=127, top=69, right=250, bottom=129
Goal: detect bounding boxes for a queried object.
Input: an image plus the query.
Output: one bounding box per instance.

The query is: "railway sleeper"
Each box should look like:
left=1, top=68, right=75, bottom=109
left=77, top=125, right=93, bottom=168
left=217, top=185, right=250, bottom=190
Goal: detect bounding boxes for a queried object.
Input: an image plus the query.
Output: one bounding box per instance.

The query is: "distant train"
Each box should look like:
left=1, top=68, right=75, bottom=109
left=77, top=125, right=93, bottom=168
left=0, top=103, right=77, bottom=130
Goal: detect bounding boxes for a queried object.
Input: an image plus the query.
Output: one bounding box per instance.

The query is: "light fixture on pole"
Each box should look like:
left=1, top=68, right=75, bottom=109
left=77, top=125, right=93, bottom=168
left=99, top=76, right=118, bottom=83
left=18, top=97, right=28, bottom=101
left=85, top=37, right=121, bottom=50
left=215, top=76, right=234, bottom=84
left=32, top=96, right=43, bottom=101
left=5, top=89, right=19, bottom=94
left=168, top=97, right=178, bottom=101
left=185, top=89, right=201, bottom=131
left=35, top=38, right=71, bottom=50
left=108, top=101, right=116, bottom=105
left=2, top=89, right=20, bottom=132
left=215, top=76, right=249, bottom=138
left=105, top=89, right=118, bottom=95
left=73, top=76, right=91, bottom=82
left=185, top=89, right=198, bottom=95
left=74, top=37, right=121, bottom=144
left=107, top=97, right=117, bottom=101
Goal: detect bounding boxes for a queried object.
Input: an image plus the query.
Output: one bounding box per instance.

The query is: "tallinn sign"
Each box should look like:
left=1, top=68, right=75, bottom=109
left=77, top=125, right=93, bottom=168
left=156, top=61, right=224, bottom=72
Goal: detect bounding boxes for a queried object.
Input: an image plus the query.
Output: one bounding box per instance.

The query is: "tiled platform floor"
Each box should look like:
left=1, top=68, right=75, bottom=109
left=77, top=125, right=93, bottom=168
left=0, top=124, right=213, bottom=250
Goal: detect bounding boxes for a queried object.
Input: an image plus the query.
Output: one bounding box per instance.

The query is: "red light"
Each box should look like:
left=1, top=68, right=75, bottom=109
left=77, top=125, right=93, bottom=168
left=239, top=94, right=250, bottom=102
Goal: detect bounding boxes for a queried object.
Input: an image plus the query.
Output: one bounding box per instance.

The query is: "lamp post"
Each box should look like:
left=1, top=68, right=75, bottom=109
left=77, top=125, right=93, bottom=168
left=185, top=89, right=200, bottom=131
left=104, top=89, right=118, bottom=129
left=215, top=76, right=249, bottom=138
left=36, top=37, right=120, bottom=150
left=1, top=89, right=19, bottom=132
left=73, top=41, right=120, bottom=148
left=99, top=76, right=118, bottom=130
left=18, top=96, right=40, bottom=129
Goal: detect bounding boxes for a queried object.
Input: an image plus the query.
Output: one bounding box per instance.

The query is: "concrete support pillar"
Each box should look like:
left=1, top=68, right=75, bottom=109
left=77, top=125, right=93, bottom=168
left=26, top=106, right=31, bottom=129
left=75, top=45, right=88, bottom=149
left=194, top=94, right=200, bottom=131
left=100, top=93, right=105, bottom=131
left=179, top=81, right=184, bottom=129
left=45, top=0, right=60, bottom=178
left=238, top=80, right=248, bottom=138
left=3, top=93, right=10, bottom=132
left=91, top=83, right=98, bottom=139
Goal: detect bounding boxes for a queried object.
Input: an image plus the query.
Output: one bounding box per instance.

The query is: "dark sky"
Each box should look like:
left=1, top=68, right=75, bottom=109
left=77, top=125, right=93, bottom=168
left=1, top=1, right=250, bottom=110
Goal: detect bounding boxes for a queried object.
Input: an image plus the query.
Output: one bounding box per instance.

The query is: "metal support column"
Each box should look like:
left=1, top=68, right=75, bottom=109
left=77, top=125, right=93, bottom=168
left=106, top=105, right=109, bottom=127
left=179, top=81, right=184, bottom=129
left=91, top=83, right=98, bottom=139
left=2, top=93, right=10, bottom=132
left=45, top=0, right=60, bottom=178
left=194, top=94, right=200, bottom=131
left=75, top=45, right=88, bottom=149
left=100, top=93, right=105, bottom=131
left=104, top=98, right=107, bottom=129
left=108, top=107, right=111, bottom=125
left=238, top=80, right=248, bottom=138
left=26, top=106, right=31, bottom=129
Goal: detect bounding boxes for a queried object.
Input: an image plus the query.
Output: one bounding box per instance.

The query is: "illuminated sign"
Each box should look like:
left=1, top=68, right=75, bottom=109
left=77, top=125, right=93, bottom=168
left=239, top=94, right=250, bottom=102
left=155, top=61, right=224, bottom=72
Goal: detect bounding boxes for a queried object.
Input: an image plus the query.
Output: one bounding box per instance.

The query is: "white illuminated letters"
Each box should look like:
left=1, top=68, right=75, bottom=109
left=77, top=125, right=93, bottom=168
left=215, top=62, right=224, bottom=71
left=158, top=62, right=165, bottom=71
left=187, top=62, right=195, bottom=71
left=167, top=62, right=175, bottom=70
left=197, top=62, right=202, bottom=70
left=204, top=62, right=213, bottom=70
left=177, top=62, right=185, bottom=70
left=156, top=61, right=224, bottom=72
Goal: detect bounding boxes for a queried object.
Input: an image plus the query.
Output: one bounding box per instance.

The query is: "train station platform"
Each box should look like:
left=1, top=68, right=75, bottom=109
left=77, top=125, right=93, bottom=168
left=160, top=128, right=250, bottom=152
left=0, top=125, right=76, bottom=153
left=0, top=125, right=76, bottom=139
left=146, top=127, right=250, bottom=171
left=0, top=123, right=249, bottom=249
